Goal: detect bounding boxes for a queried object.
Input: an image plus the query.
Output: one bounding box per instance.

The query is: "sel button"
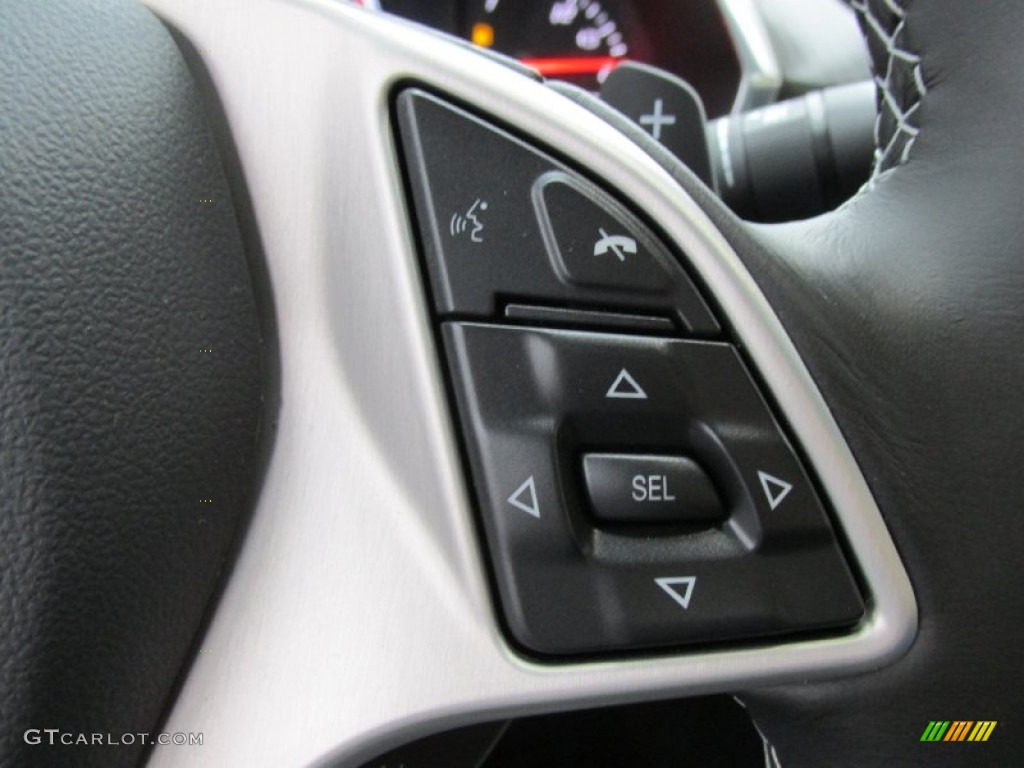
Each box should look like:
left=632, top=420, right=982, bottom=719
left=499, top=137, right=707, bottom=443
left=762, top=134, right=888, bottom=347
left=583, top=453, right=725, bottom=525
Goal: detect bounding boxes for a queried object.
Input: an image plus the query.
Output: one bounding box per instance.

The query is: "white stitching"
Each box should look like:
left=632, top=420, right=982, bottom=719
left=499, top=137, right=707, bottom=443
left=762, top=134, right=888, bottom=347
left=882, top=0, right=907, bottom=20
left=853, top=0, right=926, bottom=175
left=734, top=696, right=785, bottom=768
left=913, top=63, right=928, bottom=100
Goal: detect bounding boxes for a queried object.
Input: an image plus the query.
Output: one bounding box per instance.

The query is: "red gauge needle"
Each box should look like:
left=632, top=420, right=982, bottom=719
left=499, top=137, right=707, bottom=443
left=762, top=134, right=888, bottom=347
left=519, top=56, right=623, bottom=77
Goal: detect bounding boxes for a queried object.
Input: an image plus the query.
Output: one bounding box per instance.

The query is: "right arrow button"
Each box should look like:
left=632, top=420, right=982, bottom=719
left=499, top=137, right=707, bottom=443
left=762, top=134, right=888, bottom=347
left=758, top=470, right=794, bottom=511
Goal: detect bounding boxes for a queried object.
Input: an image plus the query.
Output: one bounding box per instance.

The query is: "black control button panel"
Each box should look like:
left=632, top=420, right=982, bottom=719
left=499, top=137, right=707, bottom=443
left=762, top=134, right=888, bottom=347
left=397, top=89, right=720, bottom=336
left=395, top=89, right=864, bottom=658
left=443, top=323, right=863, bottom=655
left=582, top=453, right=724, bottom=526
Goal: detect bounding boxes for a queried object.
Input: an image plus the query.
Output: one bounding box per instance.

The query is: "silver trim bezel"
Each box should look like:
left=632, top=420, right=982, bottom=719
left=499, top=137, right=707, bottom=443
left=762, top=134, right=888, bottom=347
left=140, top=1, right=914, bottom=765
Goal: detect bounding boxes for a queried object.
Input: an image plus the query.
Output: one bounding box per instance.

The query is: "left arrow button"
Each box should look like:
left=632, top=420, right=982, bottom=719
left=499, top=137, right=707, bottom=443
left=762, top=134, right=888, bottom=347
left=508, top=475, right=541, bottom=518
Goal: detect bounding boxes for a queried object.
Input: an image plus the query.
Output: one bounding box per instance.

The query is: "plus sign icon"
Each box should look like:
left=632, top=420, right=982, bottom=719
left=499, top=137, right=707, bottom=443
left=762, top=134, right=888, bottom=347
left=600, top=62, right=715, bottom=187
left=639, top=97, right=677, bottom=141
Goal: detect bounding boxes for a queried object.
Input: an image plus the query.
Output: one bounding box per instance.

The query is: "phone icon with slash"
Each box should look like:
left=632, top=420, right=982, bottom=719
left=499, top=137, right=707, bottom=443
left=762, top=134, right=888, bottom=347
left=593, top=228, right=638, bottom=262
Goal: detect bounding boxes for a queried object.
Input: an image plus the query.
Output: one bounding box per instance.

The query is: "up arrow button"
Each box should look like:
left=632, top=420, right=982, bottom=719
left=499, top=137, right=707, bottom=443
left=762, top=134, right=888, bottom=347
left=606, top=368, right=647, bottom=400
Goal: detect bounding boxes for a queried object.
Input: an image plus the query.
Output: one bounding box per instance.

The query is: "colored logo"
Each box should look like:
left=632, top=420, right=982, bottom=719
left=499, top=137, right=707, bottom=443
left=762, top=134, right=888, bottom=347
left=921, top=721, right=997, bottom=742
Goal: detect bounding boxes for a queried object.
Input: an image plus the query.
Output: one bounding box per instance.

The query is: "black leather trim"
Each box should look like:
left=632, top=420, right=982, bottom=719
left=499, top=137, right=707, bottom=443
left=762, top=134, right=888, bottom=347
left=737, top=1, right=1024, bottom=763
left=0, top=1, right=268, bottom=766
left=552, top=0, right=1024, bottom=763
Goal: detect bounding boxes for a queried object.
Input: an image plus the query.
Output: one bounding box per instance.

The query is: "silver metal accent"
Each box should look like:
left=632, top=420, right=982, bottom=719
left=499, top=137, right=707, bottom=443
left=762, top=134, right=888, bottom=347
left=141, top=0, right=915, bottom=765
left=718, top=0, right=783, bottom=111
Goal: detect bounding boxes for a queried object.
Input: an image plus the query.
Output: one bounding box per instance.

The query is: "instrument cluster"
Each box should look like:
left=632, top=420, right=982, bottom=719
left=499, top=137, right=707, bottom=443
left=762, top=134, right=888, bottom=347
left=376, top=0, right=746, bottom=118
